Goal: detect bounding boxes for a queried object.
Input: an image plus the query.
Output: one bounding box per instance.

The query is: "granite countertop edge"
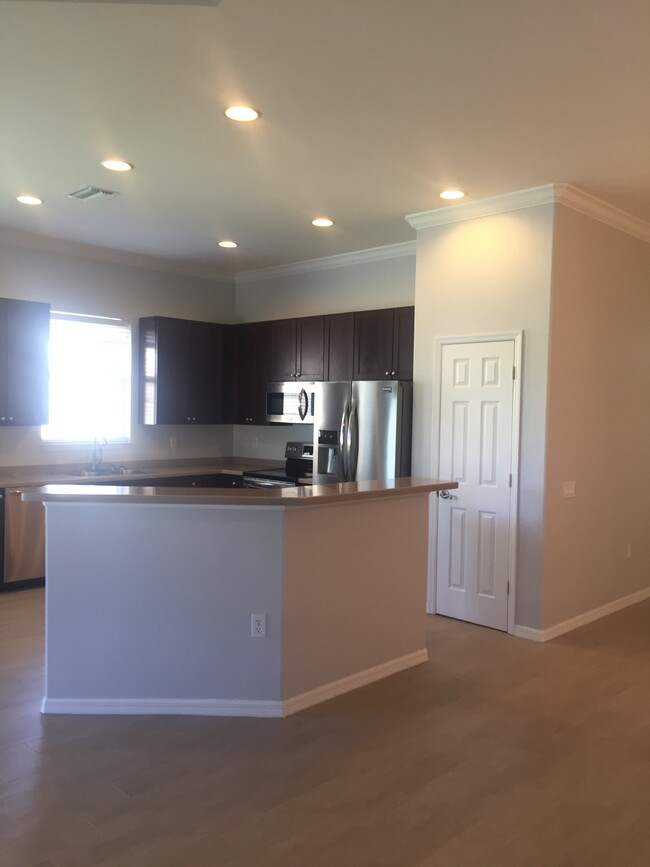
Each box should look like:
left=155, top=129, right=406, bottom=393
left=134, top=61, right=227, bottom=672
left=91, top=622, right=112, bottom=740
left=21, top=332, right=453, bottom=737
left=22, top=478, right=458, bottom=508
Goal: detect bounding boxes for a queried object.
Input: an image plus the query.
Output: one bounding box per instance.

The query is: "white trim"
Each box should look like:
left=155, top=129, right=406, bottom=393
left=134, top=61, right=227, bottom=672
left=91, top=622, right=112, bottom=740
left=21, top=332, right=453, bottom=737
left=406, top=185, right=557, bottom=230
left=514, top=587, right=650, bottom=642
left=405, top=184, right=650, bottom=244
left=282, top=649, right=429, bottom=716
left=235, top=241, right=416, bottom=284
left=427, top=333, right=522, bottom=640
left=41, top=697, right=284, bottom=717
left=555, top=184, right=650, bottom=244
left=41, top=649, right=429, bottom=718
left=512, top=625, right=545, bottom=642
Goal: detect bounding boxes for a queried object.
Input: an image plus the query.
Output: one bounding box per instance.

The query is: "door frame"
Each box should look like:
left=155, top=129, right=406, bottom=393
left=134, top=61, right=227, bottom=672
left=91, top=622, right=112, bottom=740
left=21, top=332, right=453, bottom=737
left=426, top=332, right=523, bottom=635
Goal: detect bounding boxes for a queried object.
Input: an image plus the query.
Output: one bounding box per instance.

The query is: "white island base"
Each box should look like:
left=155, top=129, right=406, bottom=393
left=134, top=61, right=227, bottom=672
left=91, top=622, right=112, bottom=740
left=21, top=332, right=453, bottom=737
left=34, top=481, right=446, bottom=717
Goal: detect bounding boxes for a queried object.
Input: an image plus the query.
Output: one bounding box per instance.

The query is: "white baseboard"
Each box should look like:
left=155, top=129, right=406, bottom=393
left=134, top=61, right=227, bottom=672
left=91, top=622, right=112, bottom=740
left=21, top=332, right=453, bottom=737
left=513, top=586, right=650, bottom=643
left=512, top=624, right=545, bottom=642
left=41, top=697, right=284, bottom=718
left=41, top=650, right=429, bottom=718
left=283, top=648, right=429, bottom=716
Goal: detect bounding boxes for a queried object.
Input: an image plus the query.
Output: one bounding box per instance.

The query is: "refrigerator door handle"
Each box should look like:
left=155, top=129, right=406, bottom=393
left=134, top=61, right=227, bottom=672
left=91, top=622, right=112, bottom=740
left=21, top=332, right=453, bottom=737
left=339, top=400, right=350, bottom=482
left=348, top=400, right=359, bottom=482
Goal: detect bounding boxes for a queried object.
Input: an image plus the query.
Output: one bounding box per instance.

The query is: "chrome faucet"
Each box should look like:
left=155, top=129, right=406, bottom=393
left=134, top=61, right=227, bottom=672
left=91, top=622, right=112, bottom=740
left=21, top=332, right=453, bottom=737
left=90, top=437, right=106, bottom=473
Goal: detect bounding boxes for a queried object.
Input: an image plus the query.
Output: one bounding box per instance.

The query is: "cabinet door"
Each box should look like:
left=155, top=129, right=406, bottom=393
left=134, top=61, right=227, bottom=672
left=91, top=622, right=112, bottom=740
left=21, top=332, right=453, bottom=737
left=152, top=317, right=190, bottom=424
left=231, top=322, right=270, bottom=424
left=187, top=321, right=225, bottom=423
left=296, top=315, right=324, bottom=381
left=392, top=306, right=414, bottom=380
left=324, top=312, right=353, bottom=381
left=268, top=318, right=297, bottom=381
left=3, top=299, right=50, bottom=425
left=353, top=308, right=395, bottom=380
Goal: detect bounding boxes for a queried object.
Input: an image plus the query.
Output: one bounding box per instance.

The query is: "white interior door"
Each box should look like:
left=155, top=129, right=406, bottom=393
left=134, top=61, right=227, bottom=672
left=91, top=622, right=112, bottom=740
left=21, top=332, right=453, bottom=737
left=435, top=340, right=515, bottom=631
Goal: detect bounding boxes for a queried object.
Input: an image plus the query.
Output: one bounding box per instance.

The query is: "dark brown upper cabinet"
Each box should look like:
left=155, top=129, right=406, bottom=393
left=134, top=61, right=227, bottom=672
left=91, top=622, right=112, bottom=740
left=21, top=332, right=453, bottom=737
left=226, top=321, right=270, bottom=425
left=324, top=312, right=354, bottom=381
left=138, top=316, right=225, bottom=425
left=353, top=306, right=414, bottom=381
left=0, top=297, right=50, bottom=426
left=268, top=316, right=324, bottom=381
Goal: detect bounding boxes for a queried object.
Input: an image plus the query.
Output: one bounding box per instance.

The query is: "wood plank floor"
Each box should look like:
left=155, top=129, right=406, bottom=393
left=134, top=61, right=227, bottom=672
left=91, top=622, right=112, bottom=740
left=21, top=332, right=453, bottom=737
left=1, top=588, right=648, bottom=867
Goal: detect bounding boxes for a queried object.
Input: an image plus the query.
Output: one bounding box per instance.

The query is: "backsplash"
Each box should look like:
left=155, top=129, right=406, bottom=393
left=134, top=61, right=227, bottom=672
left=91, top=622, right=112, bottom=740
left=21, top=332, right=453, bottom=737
left=233, top=424, right=314, bottom=460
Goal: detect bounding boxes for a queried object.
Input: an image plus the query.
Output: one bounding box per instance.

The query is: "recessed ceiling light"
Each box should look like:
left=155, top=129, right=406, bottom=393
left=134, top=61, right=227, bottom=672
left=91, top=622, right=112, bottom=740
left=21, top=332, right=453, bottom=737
left=101, top=159, right=134, bottom=172
left=439, top=189, right=465, bottom=200
left=16, top=195, right=43, bottom=206
left=218, top=240, right=238, bottom=248
left=312, top=217, right=334, bottom=227
left=224, top=105, right=260, bottom=122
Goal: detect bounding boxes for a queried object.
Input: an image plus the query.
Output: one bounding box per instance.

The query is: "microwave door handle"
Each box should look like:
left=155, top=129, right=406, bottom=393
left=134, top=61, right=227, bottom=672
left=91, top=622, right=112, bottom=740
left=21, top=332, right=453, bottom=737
left=348, top=400, right=359, bottom=482
left=339, top=400, right=349, bottom=482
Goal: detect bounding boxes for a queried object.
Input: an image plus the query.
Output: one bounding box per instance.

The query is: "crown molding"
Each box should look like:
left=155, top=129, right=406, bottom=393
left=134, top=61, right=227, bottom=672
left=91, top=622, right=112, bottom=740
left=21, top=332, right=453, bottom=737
left=235, top=240, right=416, bottom=284
left=0, top=226, right=235, bottom=284
left=405, top=184, right=650, bottom=243
left=405, top=184, right=558, bottom=230
left=554, top=184, right=650, bottom=243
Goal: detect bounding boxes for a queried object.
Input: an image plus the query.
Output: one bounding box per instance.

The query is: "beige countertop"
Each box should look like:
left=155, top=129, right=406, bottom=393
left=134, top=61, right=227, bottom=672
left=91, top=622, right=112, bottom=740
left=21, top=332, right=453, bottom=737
left=23, top=478, right=457, bottom=508
left=0, top=456, right=284, bottom=489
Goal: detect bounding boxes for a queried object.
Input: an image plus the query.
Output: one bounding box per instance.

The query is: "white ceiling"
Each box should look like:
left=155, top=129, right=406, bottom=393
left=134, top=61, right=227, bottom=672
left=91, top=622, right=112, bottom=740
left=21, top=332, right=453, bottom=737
left=1, top=0, right=649, bottom=277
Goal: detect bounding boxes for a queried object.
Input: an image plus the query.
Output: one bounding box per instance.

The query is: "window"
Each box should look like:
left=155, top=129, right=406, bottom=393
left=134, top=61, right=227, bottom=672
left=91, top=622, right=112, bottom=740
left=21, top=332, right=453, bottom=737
left=41, top=312, right=132, bottom=443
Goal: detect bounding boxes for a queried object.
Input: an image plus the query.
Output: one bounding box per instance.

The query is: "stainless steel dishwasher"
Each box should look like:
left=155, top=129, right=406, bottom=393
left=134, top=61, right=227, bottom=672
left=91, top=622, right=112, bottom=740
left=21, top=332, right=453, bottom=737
left=2, top=487, right=46, bottom=586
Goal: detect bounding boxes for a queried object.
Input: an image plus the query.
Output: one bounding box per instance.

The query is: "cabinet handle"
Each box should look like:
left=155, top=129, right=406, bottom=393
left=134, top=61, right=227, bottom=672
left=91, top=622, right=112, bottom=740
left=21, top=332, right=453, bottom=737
left=8, top=417, right=13, bottom=421
left=391, top=370, right=396, bottom=376
left=0, top=417, right=5, bottom=422
left=385, top=371, right=390, bottom=376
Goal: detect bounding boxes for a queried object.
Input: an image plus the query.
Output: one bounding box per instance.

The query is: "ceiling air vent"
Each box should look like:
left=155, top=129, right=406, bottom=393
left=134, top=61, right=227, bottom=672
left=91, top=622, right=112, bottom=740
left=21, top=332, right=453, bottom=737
left=66, top=186, right=118, bottom=201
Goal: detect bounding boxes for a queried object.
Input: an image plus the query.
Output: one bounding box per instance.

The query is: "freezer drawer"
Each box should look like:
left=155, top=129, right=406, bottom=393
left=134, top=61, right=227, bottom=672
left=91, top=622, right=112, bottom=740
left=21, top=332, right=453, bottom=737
left=3, top=488, right=45, bottom=584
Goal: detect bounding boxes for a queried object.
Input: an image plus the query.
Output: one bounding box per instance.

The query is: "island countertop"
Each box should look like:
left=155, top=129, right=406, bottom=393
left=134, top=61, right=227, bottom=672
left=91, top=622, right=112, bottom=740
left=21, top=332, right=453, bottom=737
left=23, top=477, right=457, bottom=508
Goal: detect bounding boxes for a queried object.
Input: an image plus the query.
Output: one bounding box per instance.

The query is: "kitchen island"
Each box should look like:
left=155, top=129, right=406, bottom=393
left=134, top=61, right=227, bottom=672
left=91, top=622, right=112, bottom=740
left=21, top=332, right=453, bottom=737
left=26, top=478, right=456, bottom=717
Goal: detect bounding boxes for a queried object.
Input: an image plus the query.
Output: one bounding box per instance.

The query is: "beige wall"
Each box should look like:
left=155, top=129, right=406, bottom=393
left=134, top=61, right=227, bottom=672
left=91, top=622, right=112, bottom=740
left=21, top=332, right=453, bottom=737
left=0, top=235, right=236, bottom=467
left=282, top=495, right=429, bottom=699
left=411, top=206, right=555, bottom=629
left=234, top=253, right=415, bottom=322
left=543, top=208, right=650, bottom=627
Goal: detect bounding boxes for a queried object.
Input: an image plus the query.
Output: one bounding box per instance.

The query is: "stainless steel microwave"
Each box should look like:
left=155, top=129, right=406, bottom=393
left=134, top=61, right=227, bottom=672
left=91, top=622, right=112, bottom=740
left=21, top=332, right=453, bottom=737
left=266, top=382, right=316, bottom=424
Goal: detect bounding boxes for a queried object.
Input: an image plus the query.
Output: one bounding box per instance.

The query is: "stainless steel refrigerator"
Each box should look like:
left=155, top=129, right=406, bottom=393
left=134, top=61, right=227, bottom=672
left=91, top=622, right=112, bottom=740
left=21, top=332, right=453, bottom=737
left=313, top=381, right=412, bottom=484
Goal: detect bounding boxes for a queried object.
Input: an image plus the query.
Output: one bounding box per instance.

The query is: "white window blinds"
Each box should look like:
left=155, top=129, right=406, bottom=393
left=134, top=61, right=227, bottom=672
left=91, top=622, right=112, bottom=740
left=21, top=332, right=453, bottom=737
left=41, top=312, right=132, bottom=443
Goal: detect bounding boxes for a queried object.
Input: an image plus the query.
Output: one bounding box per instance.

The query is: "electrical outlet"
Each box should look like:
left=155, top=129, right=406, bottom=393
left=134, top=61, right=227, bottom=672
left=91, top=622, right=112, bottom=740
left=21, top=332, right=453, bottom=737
left=626, top=542, right=632, bottom=559
left=251, top=437, right=258, bottom=448
left=562, top=481, right=576, bottom=498
left=169, top=436, right=177, bottom=449
left=251, top=614, right=266, bottom=638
